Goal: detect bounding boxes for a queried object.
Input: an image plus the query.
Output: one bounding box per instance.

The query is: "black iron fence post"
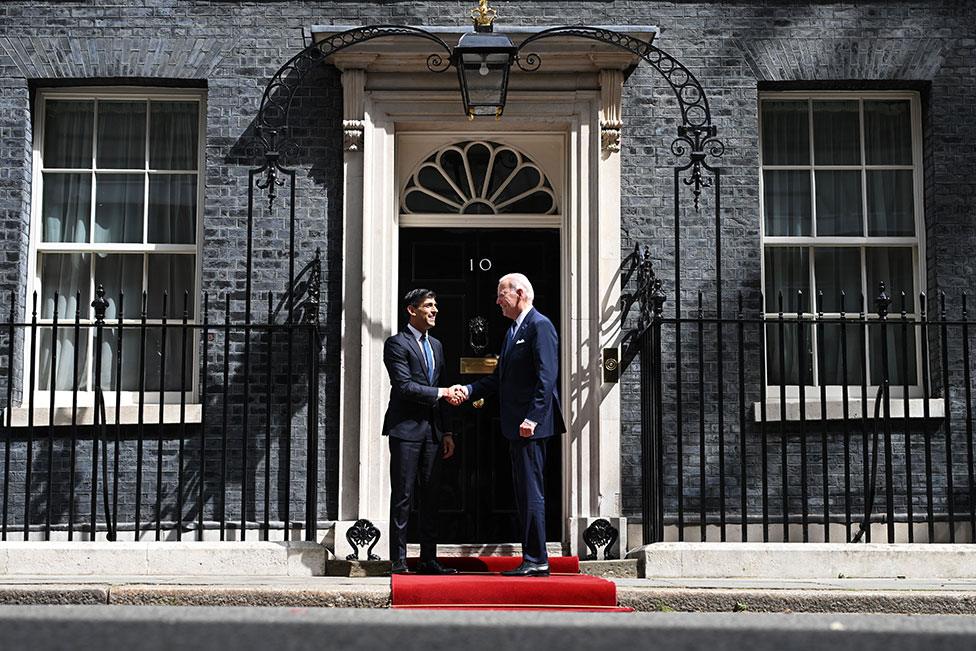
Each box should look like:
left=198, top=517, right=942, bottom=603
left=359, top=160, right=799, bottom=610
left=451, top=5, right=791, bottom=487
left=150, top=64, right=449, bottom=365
left=875, top=282, right=895, bottom=543
left=304, top=251, right=322, bottom=541
left=636, top=247, right=666, bottom=546
left=90, top=285, right=115, bottom=541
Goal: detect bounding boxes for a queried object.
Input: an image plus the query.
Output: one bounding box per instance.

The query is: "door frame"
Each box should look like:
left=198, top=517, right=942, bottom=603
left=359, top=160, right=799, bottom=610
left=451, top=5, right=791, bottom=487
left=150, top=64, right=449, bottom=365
left=335, top=74, right=627, bottom=555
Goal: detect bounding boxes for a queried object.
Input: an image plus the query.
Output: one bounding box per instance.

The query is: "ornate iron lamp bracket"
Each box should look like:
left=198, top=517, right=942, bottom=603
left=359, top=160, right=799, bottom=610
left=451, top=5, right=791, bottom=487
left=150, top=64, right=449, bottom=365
left=517, top=26, right=724, bottom=210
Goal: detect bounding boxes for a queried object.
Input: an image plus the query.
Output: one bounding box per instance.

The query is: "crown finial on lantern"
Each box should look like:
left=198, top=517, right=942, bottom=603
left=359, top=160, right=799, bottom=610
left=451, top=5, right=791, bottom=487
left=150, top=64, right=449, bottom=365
left=471, top=0, right=498, bottom=32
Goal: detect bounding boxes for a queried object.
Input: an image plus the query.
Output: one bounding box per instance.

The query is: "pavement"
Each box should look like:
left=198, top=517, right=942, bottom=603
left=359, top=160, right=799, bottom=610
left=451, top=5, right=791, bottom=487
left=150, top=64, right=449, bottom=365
left=2, top=607, right=976, bottom=651
left=3, top=574, right=976, bottom=614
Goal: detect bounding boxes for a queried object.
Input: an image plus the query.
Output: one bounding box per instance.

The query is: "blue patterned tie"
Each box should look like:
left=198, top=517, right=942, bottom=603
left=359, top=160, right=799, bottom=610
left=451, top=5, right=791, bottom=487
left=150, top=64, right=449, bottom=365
left=421, top=333, right=434, bottom=384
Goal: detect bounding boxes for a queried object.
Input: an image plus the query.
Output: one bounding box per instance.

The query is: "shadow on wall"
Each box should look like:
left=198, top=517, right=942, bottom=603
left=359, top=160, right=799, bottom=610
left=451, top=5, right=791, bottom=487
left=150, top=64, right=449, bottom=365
left=4, top=62, right=344, bottom=539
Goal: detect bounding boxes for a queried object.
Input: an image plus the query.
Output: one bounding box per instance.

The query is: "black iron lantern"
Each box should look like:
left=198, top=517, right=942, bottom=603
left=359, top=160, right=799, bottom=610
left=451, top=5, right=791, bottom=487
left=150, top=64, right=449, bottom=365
left=453, top=1, right=517, bottom=119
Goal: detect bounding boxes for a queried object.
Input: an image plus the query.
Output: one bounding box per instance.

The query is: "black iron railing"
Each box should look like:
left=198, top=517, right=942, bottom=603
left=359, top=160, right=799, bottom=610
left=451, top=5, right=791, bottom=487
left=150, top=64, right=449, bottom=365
left=0, top=256, right=322, bottom=542
left=632, top=268, right=976, bottom=544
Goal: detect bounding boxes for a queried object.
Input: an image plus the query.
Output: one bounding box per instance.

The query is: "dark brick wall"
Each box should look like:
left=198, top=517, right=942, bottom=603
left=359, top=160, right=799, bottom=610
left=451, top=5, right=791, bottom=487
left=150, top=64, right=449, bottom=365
left=0, top=1, right=972, bottom=534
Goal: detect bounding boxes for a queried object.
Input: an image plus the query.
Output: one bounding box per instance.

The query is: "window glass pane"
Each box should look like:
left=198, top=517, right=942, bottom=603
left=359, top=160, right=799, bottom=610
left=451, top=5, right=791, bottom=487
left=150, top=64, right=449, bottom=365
left=500, top=192, right=555, bottom=214
left=869, top=322, right=917, bottom=386
left=812, top=100, right=860, bottom=165
left=99, top=328, right=140, bottom=391
left=403, top=190, right=460, bottom=213
left=94, top=254, right=142, bottom=320
left=815, top=248, right=862, bottom=313
left=149, top=101, right=199, bottom=170
left=39, top=253, right=90, bottom=320
left=440, top=149, right=470, bottom=197
left=488, top=148, right=521, bottom=200
left=765, top=322, right=813, bottom=385
left=416, top=164, right=464, bottom=206
left=764, top=247, right=809, bottom=313
left=815, top=171, right=862, bottom=236
left=148, top=175, right=196, bottom=243
left=95, top=173, right=144, bottom=243
left=41, top=173, right=91, bottom=243
left=466, top=142, right=491, bottom=199
left=866, top=247, right=914, bottom=312
left=864, top=100, right=912, bottom=165
left=761, top=100, right=809, bottom=165
left=867, top=170, right=914, bottom=236
left=146, top=255, right=195, bottom=319
left=38, top=327, right=89, bottom=391
left=43, top=100, right=93, bottom=169
left=96, top=101, right=146, bottom=169
left=818, top=322, right=865, bottom=385
left=763, top=170, right=811, bottom=236
left=145, top=326, right=193, bottom=392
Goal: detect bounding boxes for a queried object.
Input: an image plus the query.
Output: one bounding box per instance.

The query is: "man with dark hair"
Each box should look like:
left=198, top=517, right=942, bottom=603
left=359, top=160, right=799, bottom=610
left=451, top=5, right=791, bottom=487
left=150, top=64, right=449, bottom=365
left=383, top=288, right=465, bottom=575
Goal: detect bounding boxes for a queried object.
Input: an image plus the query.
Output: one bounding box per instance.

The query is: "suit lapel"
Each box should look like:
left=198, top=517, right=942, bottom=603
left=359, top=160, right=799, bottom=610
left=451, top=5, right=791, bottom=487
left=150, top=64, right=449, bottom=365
left=402, top=330, right=430, bottom=380
left=500, top=309, right=532, bottom=374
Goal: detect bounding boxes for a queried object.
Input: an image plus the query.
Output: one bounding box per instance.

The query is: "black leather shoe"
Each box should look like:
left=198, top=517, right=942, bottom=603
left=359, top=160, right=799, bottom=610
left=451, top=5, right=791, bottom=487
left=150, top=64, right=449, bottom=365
left=416, top=559, right=459, bottom=575
left=390, top=559, right=409, bottom=575
left=500, top=561, right=549, bottom=577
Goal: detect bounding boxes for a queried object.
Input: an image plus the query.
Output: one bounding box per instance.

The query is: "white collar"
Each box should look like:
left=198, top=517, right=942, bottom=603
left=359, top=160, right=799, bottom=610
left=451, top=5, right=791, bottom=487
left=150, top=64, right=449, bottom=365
left=406, top=323, right=428, bottom=342
left=512, top=305, right=533, bottom=331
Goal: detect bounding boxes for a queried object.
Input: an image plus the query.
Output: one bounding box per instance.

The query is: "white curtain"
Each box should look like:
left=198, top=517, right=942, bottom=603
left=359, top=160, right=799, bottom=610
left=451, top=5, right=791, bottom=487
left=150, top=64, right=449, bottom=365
left=37, top=253, right=90, bottom=391
left=39, top=99, right=198, bottom=394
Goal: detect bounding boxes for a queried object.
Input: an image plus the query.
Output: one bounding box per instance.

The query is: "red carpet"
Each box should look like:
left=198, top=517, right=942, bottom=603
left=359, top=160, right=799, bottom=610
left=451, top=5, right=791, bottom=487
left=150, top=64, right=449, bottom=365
left=393, top=556, right=631, bottom=612
left=405, top=555, right=579, bottom=574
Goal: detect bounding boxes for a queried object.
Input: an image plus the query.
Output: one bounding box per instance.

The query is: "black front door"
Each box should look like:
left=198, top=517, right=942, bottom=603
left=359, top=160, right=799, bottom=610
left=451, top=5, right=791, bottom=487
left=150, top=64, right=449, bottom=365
left=398, top=227, right=561, bottom=544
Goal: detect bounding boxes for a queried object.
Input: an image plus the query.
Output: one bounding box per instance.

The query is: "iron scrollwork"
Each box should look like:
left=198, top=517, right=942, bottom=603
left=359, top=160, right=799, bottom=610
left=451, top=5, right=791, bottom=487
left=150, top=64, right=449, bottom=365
left=516, top=25, right=724, bottom=211
left=582, top=518, right=619, bottom=561
left=618, top=243, right=667, bottom=373
left=345, top=518, right=381, bottom=561
left=254, top=23, right=723, bottom=211
left=671, top=124, right=725, bottom=211
left=254, top=25, right=453, bottom=208
left=620, top=243, right=665, bottom=336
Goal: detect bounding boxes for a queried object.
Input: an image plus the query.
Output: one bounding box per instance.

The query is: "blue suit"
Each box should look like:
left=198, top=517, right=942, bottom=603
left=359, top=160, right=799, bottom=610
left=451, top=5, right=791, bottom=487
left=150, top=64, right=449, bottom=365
left=382, top=329, right=447, bottom=562
left=469, top=307, right=565, bottom=563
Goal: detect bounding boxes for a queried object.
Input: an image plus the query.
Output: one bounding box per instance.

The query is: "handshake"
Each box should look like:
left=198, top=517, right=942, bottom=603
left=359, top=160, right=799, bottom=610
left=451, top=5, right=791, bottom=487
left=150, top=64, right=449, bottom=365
left=439, top=384, right=469, bottom=406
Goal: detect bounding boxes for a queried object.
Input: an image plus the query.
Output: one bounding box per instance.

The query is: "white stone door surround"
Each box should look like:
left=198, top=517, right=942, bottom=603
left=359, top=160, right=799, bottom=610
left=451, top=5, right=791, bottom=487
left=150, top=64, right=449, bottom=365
left=321, top=26, right=653, bottom=555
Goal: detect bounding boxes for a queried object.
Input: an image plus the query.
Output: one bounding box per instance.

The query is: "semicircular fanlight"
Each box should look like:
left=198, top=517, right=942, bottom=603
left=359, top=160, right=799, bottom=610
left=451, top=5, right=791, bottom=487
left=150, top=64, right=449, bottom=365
left=401, top=140, right=557, bottom=215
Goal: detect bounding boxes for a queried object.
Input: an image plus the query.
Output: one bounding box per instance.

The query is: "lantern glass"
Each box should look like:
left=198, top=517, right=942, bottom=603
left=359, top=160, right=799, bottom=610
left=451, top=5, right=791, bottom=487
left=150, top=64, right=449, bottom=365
left=453, top=31, right=516, bottom=118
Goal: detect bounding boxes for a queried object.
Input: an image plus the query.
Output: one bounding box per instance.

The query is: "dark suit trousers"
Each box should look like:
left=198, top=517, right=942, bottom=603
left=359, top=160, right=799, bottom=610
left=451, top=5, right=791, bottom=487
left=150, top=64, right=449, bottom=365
left=509, top=437, right=548, bottom=564
left=389, top=434, right=441, bottom=562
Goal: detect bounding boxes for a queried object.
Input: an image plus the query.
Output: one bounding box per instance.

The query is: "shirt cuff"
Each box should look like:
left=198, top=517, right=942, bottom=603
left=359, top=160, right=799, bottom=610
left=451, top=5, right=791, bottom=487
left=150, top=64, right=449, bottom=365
left=522, top=418, right=537, bottom=427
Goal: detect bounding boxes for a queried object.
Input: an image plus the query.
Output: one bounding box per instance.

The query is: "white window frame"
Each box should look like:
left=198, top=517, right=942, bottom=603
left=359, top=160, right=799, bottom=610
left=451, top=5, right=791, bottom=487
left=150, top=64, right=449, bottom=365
left=25, top=87, right=205, bottom=408
left=759, top=90, right=926, bottom=400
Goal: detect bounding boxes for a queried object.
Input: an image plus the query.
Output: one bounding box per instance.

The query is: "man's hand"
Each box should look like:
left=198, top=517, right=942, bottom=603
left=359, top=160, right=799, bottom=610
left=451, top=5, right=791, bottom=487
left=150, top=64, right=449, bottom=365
left=441, top=384, right=468, bottom=406
left=442, top=434, right=455, bottom=459
left=519, top=419, right=536, bottom=438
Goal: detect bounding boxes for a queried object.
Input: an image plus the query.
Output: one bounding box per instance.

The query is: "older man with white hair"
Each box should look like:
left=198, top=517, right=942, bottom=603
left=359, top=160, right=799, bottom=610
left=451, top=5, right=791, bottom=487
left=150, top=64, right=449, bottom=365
left=460, top=272, right=565, bottom=577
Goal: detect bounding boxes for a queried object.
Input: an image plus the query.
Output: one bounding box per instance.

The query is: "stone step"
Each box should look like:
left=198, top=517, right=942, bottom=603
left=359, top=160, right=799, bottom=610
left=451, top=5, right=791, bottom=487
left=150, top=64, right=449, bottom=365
left=0, top=541, right=329, bottom=577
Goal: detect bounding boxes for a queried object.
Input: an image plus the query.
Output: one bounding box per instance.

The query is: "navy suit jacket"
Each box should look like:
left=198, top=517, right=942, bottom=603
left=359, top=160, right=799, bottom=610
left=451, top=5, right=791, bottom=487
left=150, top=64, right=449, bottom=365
left=382, top=329, right=446, bottom=441
left=470, top=307, right=566, bottom=440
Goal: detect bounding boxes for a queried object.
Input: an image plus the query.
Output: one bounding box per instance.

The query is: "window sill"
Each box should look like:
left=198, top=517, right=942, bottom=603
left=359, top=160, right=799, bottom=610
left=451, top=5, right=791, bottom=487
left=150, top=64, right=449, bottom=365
left=3, top=404, right=203, bottom=428
left=753, top=398, right=946, bottom=423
